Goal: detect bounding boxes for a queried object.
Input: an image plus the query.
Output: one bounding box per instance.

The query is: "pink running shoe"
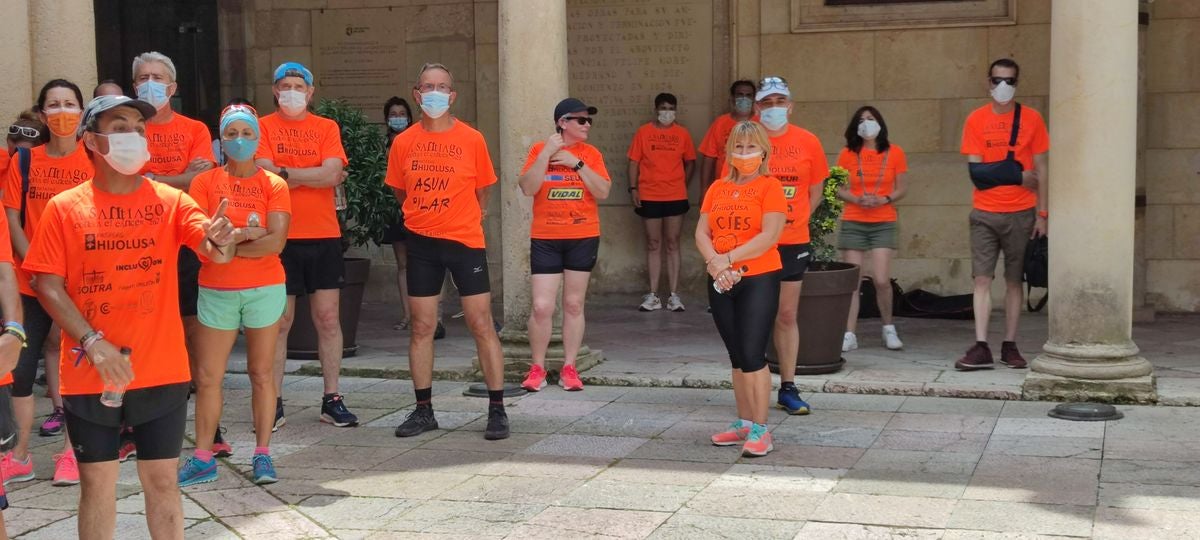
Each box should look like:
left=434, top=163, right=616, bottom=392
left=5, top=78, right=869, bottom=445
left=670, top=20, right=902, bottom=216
left=1, top=453, right=34, bottom=485
left=521, top=364, right=547, bottom=392
left=742, top=424, right=774, bottom=457
left=52, top=452, right=80, bottom=486
left=710, top=421, right=751, bottom=447
left=559, top=365, right=584, bottom=391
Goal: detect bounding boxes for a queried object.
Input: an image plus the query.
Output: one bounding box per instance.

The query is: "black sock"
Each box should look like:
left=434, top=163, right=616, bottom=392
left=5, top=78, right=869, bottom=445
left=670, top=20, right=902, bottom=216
left=488, top=389, right=504, bottom=407
left=276, top=396, right=283, bottom=407
left=415, top=387, right=432, bottom=406
left=976, top=341, right=989, bottom=348
left=1002, top=341, right=1017, bottom=348
left=780, top=381, right=796, bottom=390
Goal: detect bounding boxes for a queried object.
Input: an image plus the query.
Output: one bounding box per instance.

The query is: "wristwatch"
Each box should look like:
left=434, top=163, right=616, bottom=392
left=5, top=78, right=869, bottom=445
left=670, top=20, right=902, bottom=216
left=884, top=195, right=893, bottom=203
left=278, top=167, right=289, bottom=180
left=573, top=160, right=585, bottom=172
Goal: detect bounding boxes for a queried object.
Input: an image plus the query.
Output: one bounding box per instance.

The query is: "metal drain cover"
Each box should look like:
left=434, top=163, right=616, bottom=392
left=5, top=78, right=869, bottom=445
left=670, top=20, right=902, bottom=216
left=1048, top=402, right=1124, bottom=421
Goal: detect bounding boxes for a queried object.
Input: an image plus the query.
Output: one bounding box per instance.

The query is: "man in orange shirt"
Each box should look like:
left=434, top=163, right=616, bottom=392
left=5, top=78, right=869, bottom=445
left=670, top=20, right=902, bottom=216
left=23, top=94, right=236, bottom=540
left=756, top=76, right=827, bottom=416
left=254, top=62, right=358, bottom=428
left=698, top=80, right=757, bottom=190
left=385, top=63, right=507, bottom=440
left=0, top=179, right=28, bottom=539
left=628, top=92, right=696, bottom=312
left=957, top=58, right=1049, bottom=371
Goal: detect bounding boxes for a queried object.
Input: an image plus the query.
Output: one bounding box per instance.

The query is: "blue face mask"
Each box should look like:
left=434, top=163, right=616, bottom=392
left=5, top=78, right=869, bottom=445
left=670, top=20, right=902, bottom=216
left=388, top=117, right=409, bottom=131
left=420, top=91, right=450, bottom=119
left=136, top=80, right=170, bottom=110
left=759, top=106, right=789, bottom=131
left=222, top=137, right=259, bottom=162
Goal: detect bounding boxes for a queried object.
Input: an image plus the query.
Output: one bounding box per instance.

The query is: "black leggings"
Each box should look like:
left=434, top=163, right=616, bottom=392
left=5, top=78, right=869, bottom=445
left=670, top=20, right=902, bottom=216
left=12, top=294, right=54, bottom=398
left=708, top=271, right=780, bottom=372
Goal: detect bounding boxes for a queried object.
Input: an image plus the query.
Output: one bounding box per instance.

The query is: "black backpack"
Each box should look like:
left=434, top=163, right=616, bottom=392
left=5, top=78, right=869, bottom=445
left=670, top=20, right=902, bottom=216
left=1024, top=235, right=1048, bottom=312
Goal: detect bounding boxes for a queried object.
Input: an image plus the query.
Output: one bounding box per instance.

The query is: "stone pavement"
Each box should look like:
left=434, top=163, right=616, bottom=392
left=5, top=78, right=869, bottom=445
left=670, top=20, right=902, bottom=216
left=262, top=302, right=1200, bottom=405
left=8, top=376, right=1200, bottom=538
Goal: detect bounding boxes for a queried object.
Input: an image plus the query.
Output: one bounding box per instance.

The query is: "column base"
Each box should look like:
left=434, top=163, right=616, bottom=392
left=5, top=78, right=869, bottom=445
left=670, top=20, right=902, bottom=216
left=489, top=327, right=605, bottom=379
left=1022, top=370, right=1157, bottom=404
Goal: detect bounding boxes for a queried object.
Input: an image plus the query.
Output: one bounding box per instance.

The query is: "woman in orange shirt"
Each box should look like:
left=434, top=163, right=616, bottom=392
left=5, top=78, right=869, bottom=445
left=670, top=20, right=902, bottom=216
left=180, top=104, right=291, bottom=487
left=836, top=106, right=908, bottom=352
left=517, top=98, right=611, bottom=392
left=697, top=121, right=786, bottom=457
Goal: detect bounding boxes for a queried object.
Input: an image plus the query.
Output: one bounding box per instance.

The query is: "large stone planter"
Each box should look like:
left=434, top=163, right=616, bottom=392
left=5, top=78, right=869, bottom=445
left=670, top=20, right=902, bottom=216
left=287, top=257, right=371, bottom=360
left=768, top=261, right=860, bottom=375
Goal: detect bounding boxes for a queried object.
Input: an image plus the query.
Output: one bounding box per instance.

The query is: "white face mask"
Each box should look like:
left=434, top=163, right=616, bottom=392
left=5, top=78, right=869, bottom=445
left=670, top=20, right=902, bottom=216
left=420, top=91, right=451, bottom=119
left=98, top=132, right=151, bottom=175
left=278, top=90, right=308, bottom=114
left=857, top=119, right=881, bottom=139
left=990, top=81, right=1016, bottom=104
left=657, top=110, right=676, bottom=125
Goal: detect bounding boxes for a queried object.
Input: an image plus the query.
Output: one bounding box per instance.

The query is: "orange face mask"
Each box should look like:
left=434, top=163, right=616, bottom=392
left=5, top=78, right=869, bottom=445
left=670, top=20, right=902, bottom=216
left=46, top=110, right=82, bottom=138
left=729, top=152, right=763, bottom=175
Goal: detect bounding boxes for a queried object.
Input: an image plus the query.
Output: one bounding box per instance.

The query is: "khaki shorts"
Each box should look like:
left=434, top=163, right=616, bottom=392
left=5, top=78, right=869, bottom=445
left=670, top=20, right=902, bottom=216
left=970, top=208, right=1035, bottom=282
left=838, top=220, right=898, bottom=251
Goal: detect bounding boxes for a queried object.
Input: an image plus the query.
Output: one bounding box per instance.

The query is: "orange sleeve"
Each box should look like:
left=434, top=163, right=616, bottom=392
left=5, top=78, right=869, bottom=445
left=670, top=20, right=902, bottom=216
left=520, top=142, right=544, bottom=176
left=176, top=191, right=210, bottom=252
left=681, top=129, right=697, bottom=161
left=809, top=136, right=829, bottom=186
left=1, top=153, right=21, bottom=210
left=763, top=179, right=787, bottom=214
left=322, top=119, right=349, bottom=166
left=626, top=128, right=644, bottom=161
left=586, top=146, right=611, bottom=181
left=190, top=121, right=216, bottom=164
left=187, top=171, right=211, bottom=213
left=698, top=120, right=721, bottom=158
left=0, top=206, right=12, bottom=264
left=1030, top=114, right=1050, bottom=154
left=700, top=183, right=716, bottom=214
left=383, top=135, right=405, bottom=190
left=960, top=113, right=983, bottom=155
left=836, top=148, right=853, bottom=172
left=473, top=132, right=498, bottom=188
left=21, top=199, right=66, bottom=278
left=893, top=146, right=908, bottom=174
left=268, top=173, right=292, bottom=214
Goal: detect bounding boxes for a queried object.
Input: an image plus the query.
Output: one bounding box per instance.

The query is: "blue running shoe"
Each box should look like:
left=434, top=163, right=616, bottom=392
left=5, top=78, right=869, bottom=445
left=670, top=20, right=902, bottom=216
left=777, top=384, right=811, bottom=415
left=252, top=454, right=278, bottom=485
left=177, top=455, right=218, bottom=487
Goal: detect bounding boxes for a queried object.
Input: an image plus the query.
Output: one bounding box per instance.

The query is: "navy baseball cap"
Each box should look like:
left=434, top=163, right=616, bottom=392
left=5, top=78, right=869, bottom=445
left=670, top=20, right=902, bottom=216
left=554, top=98, right=598, bottom=124
left=78, top=95, right=157, bottom=137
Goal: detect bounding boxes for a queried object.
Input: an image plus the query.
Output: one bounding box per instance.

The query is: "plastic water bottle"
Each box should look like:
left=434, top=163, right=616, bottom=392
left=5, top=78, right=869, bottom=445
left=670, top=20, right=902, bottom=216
left=712, top=266, right=750, bottom=294
left=334, top=185, right=348, bottom=211
left=100, top=347, right=132, bottom=408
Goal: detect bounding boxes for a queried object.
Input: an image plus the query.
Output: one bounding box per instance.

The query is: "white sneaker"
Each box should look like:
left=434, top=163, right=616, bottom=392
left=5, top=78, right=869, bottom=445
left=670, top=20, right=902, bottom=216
left=666, top=293, right=685, bottom=312
left=842, top=331, right=858, bottom=352
left=639, top=293, right=662, bottom=312
left=882, top=325, right=904, bottom=350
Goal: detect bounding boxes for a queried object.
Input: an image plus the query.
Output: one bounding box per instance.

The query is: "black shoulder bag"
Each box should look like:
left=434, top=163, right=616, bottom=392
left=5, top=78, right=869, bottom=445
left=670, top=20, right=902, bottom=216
left=1024, top=234, right=1048, bottom=312
left=16, top=146, right=32, bottom=228
left=967, top=103, right=1024, bottom=190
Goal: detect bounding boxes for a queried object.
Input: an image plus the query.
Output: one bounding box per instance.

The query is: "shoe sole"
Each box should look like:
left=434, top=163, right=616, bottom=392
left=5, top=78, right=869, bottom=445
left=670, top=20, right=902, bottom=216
left=213, top=449, right=233, bottom=458
left=776, top=403, right=811, bottom=415
left=1001, top=362, right=1028, bottom=369
left=119, top=453, right=137, bottom=463
left=560, top=380, right=583, bottom=392
left=638, top=305, right=662, bottom=312
left=742, top=442, right=774, bottom=457
left=954, top=362, right=995, bottom=371
left=179, top=475, right=218, bottom=488
left=2, top=472, right=35, bottom=486
left=273, top=416, right=286, bottom=432
left=668, top=306, right=685, bottom=312
left=52, top=478, right=81, bottom=487
left=254, top=475, right=279, bottom=485
left=395, top=422, right=439, bottom=438
left=521, top=379, right=548, bottom=392
left=38, top=428, right=64, bottom=437
left=711, top=439, right=742, bottom=447
left=484, top=430, right=510, bottom=441
left=320, top=414, right=359, bottom=428
left=843, top=345, right=858, bottom=352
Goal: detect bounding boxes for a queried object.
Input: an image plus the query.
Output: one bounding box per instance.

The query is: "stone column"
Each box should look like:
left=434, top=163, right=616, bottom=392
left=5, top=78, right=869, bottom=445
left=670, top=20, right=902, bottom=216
left=0, top=1, right=32, bottom=118
left=1023, top=0, right=1155, bottom=403
left=495, top=0, right=601, bottom=376
left=29, top=0, right=97, bottom=94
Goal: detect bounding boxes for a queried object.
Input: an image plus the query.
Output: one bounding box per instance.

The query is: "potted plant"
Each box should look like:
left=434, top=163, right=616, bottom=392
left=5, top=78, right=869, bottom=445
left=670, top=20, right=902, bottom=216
left=768, top=166, right=860, bottom=375
left=286, top=99, right=395, bottom=359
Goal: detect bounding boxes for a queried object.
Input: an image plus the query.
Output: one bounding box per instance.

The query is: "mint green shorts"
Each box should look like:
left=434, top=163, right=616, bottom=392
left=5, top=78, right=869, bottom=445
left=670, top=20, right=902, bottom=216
left=197, top=284, right=286, bottom=331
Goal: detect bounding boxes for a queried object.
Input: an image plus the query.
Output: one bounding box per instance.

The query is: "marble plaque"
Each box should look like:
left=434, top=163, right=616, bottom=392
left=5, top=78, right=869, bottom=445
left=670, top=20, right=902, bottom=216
left=311, top=8, right=407, bottom=123
left=792, top=0, right=1015, bottom=33
left=567, top=0, right=714, bottom=198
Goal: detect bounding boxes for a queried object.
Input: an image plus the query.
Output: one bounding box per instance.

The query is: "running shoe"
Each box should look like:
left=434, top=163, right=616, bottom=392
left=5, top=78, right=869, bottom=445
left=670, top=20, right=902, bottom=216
left=710, top=420, right=751, bottom=446
left=776, top=384, right=811, bottom=415
left=559, top=365, right=584, bottom=391
left=273, top=397, right=286, bottom=431
left=434, top=321, right=446, bottom=340
left=955, top=342, right=995, bottom=371
left=52, top=452, right=80, bottom=486
left=842, top=331, right=858, bottom=352
left=638, top=293, right=662, bottom=312
left=882, top=325, right=904, bottom=350
left=39, top=407, right=66, bottom=437
left=666, top=293, right=685, bottom=312
left=118, top=440, right=138, bottom=462
left=321, top=393, right=359, bottom=427
left=742, top=423, right=774, bottom=457
left=394, top=405, right=438, bottom=437
left=484, top=404, right=510, bottom=441
left=177, top=455, right=218, bottom=487
left=521, top=364, right=547, bottom=392
left=212, top=426, right=233, bottom=458
left=0, top=454, right=34, bottom=485
left=252, top=454, right=278, bottom=485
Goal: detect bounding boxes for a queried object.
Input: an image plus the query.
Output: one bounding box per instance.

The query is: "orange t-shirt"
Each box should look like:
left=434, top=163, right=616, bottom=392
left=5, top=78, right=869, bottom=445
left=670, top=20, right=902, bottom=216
left=836, top=145, right=908, bottom=223
left=255, top=112, right=348, bottom=240
left=0, top=207, right=13, bottom=386
left=701, top=175, right=787, bottom=277
left=142, top=112, right=215, bottom=177
left=768, top=125, right=828, bottom=245
left=22, top=179, right=209, bottom=395
left=627, top=123, right=696, bottom=202
left=960, top=103, right=1049, bottom=213
left=384, top=120, right=497, bottom=249
left=699, top=114, right=742, bottom=182
left=520, top=141, right=611, bottom=240
left=2, top=145, right=94, bottom=296
left=189, top=168, right=291, bottom=289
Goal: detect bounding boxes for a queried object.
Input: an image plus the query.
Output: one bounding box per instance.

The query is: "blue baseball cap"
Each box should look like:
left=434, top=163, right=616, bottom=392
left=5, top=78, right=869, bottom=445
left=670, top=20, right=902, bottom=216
left=273, top=62, right=313, bottom=85
left=78, top=95, right=157, bottom=137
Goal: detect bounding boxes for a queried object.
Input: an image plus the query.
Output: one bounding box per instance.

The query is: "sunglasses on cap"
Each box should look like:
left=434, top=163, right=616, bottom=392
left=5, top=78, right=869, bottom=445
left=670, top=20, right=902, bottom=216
left=6, top=125, right=40, bottom=138
left=221, top=103, right=259, bottom=117
left=560, top=116, right=593, bottom=125
left=989, top=77, right=1018, bottom=86
left=759, top=76, right=789, bottom=90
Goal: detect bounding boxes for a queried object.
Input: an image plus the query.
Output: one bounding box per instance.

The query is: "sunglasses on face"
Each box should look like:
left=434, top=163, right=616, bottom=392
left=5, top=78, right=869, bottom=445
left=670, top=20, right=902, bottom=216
left=561, top=116, right=593, bottom=125
left=6, top=125, right=40, bottom=138
left=989, top=77, right=1018, bottom=86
